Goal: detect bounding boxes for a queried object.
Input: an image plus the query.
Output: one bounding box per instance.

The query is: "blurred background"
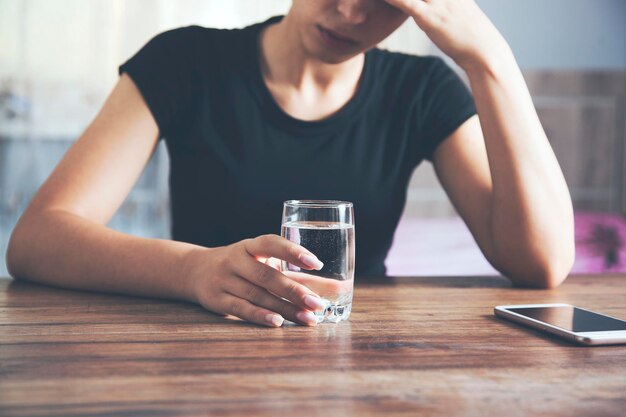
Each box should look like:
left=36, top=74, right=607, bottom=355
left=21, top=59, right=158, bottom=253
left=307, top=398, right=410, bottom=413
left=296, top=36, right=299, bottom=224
left=1, top=0, right=625, bottom=277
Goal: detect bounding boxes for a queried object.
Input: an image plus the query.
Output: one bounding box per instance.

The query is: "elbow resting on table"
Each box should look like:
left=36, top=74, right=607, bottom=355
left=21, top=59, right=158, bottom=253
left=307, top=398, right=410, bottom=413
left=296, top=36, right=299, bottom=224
left=5, top=215, right=40, bottom=282
left=493, top=245, right=576, bottom=289
left=6, top=223, right=27, bottom=281
left=508, top=261, right=571, bottom=289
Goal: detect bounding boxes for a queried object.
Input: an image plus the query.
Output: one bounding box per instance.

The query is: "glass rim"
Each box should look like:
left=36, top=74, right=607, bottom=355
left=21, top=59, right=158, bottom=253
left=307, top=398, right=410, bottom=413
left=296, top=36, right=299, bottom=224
left=283, top=199, right=353, bottom=208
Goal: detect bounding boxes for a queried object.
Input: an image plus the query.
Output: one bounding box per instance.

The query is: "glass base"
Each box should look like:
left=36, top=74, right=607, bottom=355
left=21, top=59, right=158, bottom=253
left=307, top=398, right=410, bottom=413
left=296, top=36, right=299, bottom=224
left=313, top=296, right=352, bottom=323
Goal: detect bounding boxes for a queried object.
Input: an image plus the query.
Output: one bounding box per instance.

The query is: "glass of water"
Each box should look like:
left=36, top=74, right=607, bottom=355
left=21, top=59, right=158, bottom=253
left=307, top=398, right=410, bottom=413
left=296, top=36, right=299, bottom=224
left=281, top=200, right=355, bottom=323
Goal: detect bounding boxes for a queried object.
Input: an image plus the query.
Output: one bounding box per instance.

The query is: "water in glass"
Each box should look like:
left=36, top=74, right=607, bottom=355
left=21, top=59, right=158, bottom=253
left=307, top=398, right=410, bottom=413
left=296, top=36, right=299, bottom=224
left=281, top=220, right=355, bottom=323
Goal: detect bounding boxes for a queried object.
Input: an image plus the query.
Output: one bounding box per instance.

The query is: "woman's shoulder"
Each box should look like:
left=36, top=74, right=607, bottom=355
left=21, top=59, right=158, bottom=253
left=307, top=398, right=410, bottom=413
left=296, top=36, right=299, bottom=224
left=368, top=48, right=466, bottom=95
left=144, top=24, right=242, bottom=50
left=370, top=48, right=452, bottom=77
left=130, top=23, right=255, bottom=73
left=146, top=15, right=279, bottom=55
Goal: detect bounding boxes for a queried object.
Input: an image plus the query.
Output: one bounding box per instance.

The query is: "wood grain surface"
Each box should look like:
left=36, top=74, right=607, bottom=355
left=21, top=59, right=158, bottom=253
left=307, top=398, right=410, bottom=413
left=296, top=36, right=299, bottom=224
left=1, top=275, right=625, bottom=417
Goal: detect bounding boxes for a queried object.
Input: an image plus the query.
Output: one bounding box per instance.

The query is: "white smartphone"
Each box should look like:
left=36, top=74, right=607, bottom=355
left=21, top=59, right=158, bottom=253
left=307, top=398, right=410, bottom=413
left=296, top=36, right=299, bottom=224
left=494, top=303, right=626, bottom=346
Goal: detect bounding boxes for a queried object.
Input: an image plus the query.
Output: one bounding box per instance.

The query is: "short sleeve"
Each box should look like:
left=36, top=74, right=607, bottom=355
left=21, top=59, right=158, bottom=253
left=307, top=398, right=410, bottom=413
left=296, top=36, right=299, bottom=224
left=419, top=58, right=477, bottom=162
left=118, top=26, right=201, bottom=139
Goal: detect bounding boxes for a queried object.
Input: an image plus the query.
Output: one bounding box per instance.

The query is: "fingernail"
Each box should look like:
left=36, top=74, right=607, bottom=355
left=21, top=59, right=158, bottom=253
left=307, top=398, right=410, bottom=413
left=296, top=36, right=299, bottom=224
left=296, top=310, right=318, bottom=326
left=299, top=253, right=324, bottom=270
left=265, top=314, right=284, bottom=327
left=303, top=294, right=327, bottom=312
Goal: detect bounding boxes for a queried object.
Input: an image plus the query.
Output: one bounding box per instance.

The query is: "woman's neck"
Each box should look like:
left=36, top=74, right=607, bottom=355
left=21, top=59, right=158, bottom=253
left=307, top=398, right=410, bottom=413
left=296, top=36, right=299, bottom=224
left=258, top=14, right=365, bottom=120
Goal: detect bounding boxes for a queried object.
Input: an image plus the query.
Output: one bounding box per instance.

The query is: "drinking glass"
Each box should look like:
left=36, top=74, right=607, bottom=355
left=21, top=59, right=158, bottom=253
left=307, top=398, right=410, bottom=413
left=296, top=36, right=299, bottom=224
left=281, top=200, right=355, bottom=323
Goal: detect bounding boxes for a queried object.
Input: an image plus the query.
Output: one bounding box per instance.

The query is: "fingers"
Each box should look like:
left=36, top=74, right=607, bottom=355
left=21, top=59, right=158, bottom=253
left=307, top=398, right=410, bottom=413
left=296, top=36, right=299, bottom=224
left=384, top=0, right=429, bottom=16
left=244, top=234, right=324, bottom=271
left=217, top=295, right=287, bottom=328
left=264, top=257, right=281, bottom=271
left=384, top=0, right=431, bottom=27
left=233, top=252, right=328, bottom=313
left=200, top=234, right=328, bottom=328
left=224, top=276, right=320, bottom=326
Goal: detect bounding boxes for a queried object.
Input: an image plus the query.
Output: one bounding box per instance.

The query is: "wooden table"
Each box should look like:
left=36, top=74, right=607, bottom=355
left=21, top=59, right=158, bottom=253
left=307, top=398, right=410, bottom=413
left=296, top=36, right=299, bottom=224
left=1, top=274, right=625, bottom=416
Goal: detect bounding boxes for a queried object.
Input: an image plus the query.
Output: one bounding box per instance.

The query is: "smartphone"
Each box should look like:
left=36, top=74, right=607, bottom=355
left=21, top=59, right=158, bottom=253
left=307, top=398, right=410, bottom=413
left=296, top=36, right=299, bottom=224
left=494, top=303, right=626, bottom=346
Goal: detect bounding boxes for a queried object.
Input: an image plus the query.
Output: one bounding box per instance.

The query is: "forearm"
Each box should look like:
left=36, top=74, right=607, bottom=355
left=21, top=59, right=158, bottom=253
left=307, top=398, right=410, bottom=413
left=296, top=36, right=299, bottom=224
left=6, top=209, right=204, bottom=303
left=463, top=53, right=575, bottom=287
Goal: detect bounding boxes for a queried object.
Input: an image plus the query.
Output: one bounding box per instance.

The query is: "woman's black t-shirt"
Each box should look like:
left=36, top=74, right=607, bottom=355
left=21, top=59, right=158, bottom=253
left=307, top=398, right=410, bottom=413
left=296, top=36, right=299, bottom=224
left=118, top=15, right=477, bottom=276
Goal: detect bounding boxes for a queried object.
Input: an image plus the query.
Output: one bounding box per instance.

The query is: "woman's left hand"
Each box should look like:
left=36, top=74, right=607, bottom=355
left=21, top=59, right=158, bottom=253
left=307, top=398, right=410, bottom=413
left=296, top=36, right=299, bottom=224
left=383, top=0, right=512, bottom=71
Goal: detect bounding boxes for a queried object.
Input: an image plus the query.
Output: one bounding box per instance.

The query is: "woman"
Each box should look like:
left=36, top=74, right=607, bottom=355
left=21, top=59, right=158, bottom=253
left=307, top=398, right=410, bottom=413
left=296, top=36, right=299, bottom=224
left=6, top=0, right=575, bottom=328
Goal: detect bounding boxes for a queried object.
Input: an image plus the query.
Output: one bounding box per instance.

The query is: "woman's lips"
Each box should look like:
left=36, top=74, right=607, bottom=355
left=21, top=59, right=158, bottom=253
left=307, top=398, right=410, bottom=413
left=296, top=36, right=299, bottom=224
left=316, top=24, right=358, bottom=50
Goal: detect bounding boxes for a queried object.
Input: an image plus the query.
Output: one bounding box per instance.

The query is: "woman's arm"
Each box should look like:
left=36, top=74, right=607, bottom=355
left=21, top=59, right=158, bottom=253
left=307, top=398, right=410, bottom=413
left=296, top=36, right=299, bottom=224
left=461, top=57, right=574, bottom=288
left=5, top=74, right=197, bottom=298
left=385, top=0, right=575, bottom=287
left=6, top=74, right=326, bottom=326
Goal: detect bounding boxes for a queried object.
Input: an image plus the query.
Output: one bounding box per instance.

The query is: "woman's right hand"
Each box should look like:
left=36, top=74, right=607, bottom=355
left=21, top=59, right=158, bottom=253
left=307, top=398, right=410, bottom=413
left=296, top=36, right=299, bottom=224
left=184, top=234, right=328, bottom=328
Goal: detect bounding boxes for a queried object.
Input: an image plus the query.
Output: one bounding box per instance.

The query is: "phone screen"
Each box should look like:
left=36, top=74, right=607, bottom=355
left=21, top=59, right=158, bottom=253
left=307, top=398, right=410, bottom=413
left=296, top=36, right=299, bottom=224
left=508, top=306, right=626, bottom=332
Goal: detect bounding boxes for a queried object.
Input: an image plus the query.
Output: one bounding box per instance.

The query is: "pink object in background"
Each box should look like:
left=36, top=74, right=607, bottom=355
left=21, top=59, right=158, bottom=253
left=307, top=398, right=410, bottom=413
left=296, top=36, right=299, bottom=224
left=573, top=211, right=626, bottom=273
left=385, top=211, right=626, bottom=276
